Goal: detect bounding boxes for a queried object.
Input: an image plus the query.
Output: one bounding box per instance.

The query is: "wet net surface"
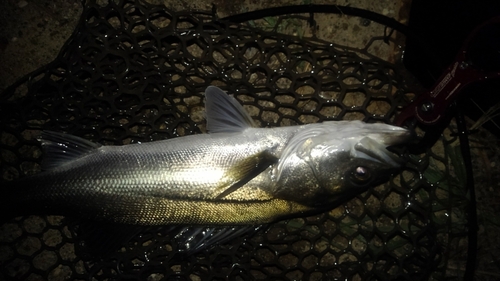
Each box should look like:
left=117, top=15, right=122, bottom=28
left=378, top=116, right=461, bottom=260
left=0, top=0, right=470, bottom=280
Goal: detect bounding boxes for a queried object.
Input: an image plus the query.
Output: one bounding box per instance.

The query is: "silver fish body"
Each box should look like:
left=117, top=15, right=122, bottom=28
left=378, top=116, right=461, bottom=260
left=3, top=86, right=411, bottom=226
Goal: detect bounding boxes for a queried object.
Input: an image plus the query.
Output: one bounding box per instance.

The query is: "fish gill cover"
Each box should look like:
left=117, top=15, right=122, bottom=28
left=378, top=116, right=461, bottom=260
left=0, top=0, right=469, bottom=280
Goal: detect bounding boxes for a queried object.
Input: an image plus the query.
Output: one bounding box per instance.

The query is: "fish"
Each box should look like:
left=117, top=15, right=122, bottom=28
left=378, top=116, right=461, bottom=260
left=1, top=86, right=411, bottom=227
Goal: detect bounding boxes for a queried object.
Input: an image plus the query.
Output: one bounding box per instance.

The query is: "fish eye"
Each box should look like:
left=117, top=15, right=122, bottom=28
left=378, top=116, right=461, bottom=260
left=350, top=166, right=371, bottom=184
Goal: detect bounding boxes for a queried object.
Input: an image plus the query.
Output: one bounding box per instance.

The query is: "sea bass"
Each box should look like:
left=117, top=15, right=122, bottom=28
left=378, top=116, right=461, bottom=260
left=2, top=86, right=411, bottom=226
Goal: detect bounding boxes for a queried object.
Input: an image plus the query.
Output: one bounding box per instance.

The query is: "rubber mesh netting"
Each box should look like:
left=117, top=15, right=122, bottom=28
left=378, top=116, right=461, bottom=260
left=0, top=0, right=470, bottom=280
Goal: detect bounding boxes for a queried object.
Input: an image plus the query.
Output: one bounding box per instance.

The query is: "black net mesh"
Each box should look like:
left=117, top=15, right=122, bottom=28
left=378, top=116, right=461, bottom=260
left=0, top=0, right=470, bottom=280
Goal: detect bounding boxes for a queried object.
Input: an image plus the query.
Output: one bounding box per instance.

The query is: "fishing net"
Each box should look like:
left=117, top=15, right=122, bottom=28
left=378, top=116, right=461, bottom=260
left=0, top=0, right=470, bottom=280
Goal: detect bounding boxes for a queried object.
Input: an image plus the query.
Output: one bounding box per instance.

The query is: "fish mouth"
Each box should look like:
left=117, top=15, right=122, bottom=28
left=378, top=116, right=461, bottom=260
left=355, top=127, right=413, bottom=167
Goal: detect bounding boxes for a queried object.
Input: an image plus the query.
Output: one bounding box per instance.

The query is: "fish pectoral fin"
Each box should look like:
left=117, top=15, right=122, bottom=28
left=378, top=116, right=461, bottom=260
left=215, top=151, right=278, bottom=200
left=204, top=86, right=256, bottom=133
left=39, top=131, right=101, bottom=170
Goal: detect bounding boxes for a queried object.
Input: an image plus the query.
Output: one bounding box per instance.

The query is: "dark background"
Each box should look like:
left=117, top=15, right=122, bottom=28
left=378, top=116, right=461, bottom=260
left=404, top=0, right=500, bottom=136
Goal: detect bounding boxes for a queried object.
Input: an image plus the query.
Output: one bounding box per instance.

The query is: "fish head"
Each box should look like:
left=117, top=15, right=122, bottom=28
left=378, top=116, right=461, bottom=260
left=274, top=121, right=412, bottom=208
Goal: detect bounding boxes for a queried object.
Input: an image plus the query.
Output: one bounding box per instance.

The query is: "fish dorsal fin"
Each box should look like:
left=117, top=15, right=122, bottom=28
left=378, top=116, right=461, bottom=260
left=205, top=86, right=255, bottom=133
left=39, top=131, right=101, bottom=170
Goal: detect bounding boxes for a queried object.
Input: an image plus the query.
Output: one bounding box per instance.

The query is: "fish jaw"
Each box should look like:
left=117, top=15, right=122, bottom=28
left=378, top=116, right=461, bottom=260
left=351, top=124, right=413, bottom=167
